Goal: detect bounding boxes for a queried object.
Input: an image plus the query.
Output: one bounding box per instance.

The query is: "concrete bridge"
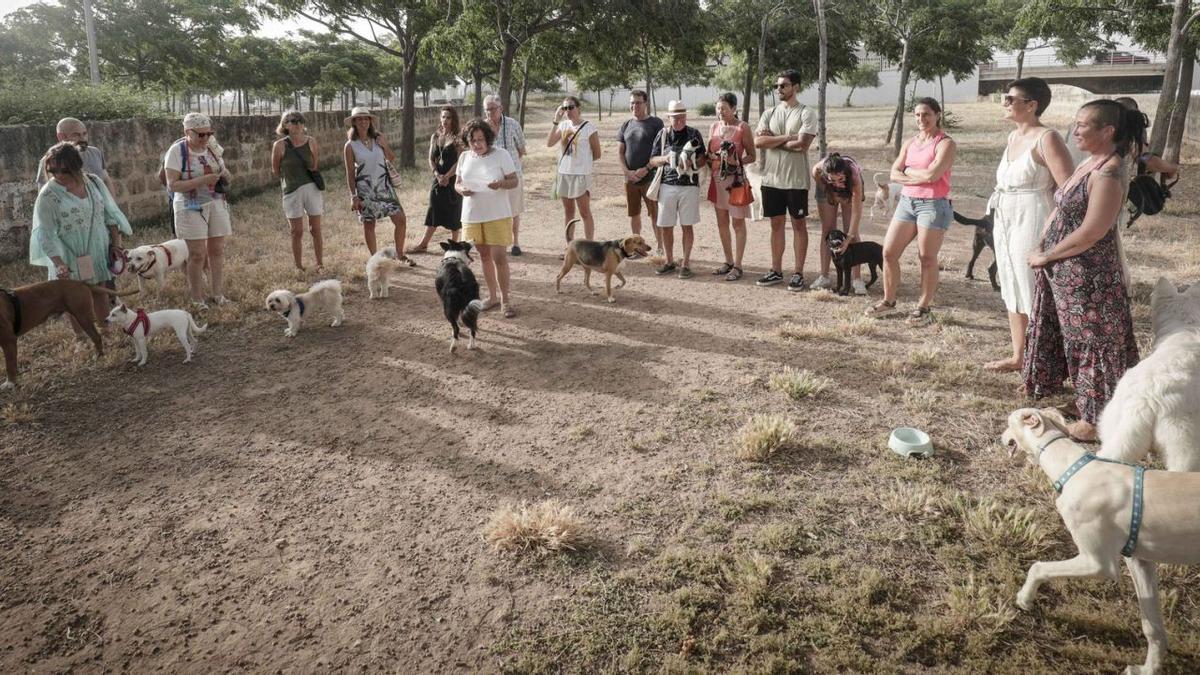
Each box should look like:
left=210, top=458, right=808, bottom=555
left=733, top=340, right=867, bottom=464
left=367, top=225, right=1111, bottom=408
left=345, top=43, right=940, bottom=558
left=978, top=53, right=1167, bottom=95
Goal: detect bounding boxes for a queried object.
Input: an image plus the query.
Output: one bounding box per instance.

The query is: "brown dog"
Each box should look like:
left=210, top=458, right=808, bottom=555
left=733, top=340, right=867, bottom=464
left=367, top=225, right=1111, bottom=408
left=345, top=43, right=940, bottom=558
left=1, top=279, right=137, bottom=388
left=556, top=219, right=651, bottom=303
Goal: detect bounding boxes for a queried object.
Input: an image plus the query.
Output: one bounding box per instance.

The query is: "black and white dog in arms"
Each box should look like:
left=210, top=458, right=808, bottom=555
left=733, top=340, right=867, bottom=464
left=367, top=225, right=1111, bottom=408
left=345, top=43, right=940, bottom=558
left=435, top=240, right=484, bottom=353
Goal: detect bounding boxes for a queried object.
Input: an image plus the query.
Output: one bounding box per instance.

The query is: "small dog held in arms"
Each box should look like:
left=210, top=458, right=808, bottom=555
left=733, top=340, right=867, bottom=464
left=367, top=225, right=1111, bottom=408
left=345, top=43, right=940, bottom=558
left=951, top=209, right=999, bottom=292
left=1002, top=407, right=1200, bottom=675
left=265, top=279, right=344, bottom=337
left=556, top=218, right=651, bottom=303
left=366, top=246, right=409, bottom=299
left=126, top=238, right=189, bottom=295
left=825, top=229, right=882, bottom=296
left=668, top=139, right=704, bottom=180
left=1097, top=277, right=1200, bottom=471
left=435, top=240, right=484, bottom=353
left=870, top=173, right=903, bottom=219
left=106, top=304, right=207, bottom=366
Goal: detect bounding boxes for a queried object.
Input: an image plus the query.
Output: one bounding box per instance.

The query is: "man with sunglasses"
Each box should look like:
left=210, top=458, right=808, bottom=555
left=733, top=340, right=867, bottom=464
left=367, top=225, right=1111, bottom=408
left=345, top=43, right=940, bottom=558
left=755, top=69, right=818, bottom=291
left=36, top=117, right=115, bottom=196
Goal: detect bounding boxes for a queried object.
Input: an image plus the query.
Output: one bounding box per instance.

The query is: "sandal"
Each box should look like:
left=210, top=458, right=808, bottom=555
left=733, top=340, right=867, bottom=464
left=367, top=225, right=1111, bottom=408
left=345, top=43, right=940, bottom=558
left=725, top=266, right=743, bottom=281
left=863, top=300, right=897, bottom=318
left=401, top=255, right=417, bottom=267
left=502, top=304, right=517, bottom=319
left=481, top=299, right=501, bottom=312
left=907, top=306, right=932, bottom=324
left=713, top=262, right=733, bottom=276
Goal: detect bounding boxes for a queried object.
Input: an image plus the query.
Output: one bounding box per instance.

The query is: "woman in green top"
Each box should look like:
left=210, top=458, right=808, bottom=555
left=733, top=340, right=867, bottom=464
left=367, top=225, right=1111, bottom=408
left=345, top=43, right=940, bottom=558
left=271, top=111, right=325, bottom=272
left=29, top=142, right=132, bottom=293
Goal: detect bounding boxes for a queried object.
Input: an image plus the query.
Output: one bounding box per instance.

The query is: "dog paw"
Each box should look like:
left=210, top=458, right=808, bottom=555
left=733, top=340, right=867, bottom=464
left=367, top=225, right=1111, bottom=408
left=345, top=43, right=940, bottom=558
left=284, top=330, right=296, bottom=337
left=1015, top=593, right=1034, bottom=611
left=331, top=320, right=343, bottom=327
left=468, top=340, right=477, bottom=350
left=607, top=296, right=616, bottom=303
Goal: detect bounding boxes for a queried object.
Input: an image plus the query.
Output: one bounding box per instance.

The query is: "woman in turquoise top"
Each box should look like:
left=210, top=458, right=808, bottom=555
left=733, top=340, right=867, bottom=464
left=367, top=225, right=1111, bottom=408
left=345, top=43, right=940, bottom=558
left=29, top=142, right=131, bottom=287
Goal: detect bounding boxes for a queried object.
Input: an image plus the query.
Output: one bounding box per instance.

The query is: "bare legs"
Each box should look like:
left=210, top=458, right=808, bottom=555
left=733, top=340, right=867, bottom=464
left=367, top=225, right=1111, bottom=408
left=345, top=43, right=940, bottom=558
left=477, top=244, right=512, bottom=314
left=184, top=236, right=224, bottom=303
left=768, top=215, right=807, bottom=276
left=288, top=215, right=323, bottom=271
left=562, top=192, right=595, bottom=241
left=714, top=208, right=746, bottom=270
left=987, top=311, right=1029, bottom=372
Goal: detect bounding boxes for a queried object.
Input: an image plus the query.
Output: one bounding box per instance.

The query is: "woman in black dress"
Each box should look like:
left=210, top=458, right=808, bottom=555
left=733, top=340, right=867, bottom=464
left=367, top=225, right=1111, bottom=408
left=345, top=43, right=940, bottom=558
left=408, top=106, right=464, bottom=252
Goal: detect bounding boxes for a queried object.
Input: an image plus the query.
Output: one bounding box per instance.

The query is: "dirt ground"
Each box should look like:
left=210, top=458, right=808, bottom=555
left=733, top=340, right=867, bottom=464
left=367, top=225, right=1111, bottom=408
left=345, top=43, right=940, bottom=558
left=3, top=98, right=1200, bottom=673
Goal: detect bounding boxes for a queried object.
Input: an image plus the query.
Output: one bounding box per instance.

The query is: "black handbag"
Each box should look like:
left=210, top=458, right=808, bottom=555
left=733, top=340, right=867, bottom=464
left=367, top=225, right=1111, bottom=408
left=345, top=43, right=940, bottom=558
left=285, top=137, right=325, bottom=190
left=1126, top=173, right=1176, bottom=226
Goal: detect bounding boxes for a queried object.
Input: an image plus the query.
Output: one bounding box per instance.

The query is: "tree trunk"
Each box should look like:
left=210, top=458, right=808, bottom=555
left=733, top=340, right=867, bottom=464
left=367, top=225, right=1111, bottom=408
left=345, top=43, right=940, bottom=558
left=497, top=37, right=520, bottom=112
left=1016, top=47, right=1025, bottom=80
left=757, top=12, right=771, bottom=124
left=1151, top=0, right=1191, bottom=154
left=939, top=75, right=945, bottom=111
left=743, top=48, right=754, bottom=122
left=597, top=90, right=603, bottom=120
left=519, top=55, right=531, bottom=128
left=400, top=53, right=418, bottom=167
left=845, top=87, right=855, bottom=108
left=473, top=71, right=484, bottom=118
left=1166, top=42, right=1194, bottom=165
left=814, top=0, right=828, bottom=157
left=642, top=37, right=655, bottom=115
left=891, top=40, right=912, bottom=156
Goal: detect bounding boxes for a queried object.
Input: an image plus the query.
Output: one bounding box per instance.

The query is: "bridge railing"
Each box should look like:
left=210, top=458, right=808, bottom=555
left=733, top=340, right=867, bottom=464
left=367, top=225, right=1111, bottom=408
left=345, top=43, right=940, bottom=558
left=980, top=49, right=1164, bottom=72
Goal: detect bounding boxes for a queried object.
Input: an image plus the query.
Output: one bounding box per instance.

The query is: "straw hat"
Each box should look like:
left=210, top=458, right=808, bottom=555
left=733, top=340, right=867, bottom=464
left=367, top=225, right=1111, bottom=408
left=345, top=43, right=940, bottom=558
left=344, top=106, right=379, bottom=126
left=665, top=100, right=688, bottom=116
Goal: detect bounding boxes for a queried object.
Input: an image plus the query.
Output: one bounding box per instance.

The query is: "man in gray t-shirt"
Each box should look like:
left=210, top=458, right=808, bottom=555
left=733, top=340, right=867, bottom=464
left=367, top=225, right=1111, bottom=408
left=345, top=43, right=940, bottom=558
left=35, top=117, right=115, bottom=195
left=616, top=90, right=665, bottom=250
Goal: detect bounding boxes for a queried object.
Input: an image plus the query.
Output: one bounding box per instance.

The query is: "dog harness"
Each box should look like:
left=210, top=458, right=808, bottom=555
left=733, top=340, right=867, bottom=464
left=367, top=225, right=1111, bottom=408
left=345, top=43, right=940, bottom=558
left=282, top=298, right=305, bottom=318
left=138, top=245, right=174, bottom=277
left=1052, top=448, right=1145, bottom=557
left=1, top=288, right=20, bottom=334
left=124, top=308, right=150, bottom=337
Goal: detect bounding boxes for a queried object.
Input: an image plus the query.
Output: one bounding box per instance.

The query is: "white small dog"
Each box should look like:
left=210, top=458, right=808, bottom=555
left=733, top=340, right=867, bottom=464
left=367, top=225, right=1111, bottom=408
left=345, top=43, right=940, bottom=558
left=126, top=239, right=189, bottom=294
left=668, top=139, right=704, bottom=180
left=105, top=304, right=207, bottom=366
left=366, top=246, right=407, bottom=299
left=1098, top=277, right=1200, bottom=471
left=870, top=173, right=903, bottom=219
left=266, top=279, right=344, bottom=337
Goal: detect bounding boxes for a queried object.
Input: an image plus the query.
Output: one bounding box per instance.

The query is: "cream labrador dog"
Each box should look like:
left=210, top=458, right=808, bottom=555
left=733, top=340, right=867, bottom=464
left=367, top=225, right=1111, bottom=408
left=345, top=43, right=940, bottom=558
left=1002, top=407, right=1200, bottom=675
left=126, top=238, right=189, bottom=295
left=1098, top=277, right=1200, bottom=471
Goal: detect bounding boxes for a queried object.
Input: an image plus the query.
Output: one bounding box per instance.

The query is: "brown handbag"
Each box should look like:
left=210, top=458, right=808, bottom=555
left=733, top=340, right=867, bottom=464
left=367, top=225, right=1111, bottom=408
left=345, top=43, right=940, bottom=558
left=726, top=150, right=754, bottom=206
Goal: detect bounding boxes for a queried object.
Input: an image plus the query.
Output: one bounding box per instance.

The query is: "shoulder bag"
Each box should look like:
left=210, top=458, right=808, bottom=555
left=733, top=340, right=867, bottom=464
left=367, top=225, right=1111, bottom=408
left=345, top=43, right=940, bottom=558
left=285, top=137, right=325, bottom=190
left=645, top=129, right=667, bottom=202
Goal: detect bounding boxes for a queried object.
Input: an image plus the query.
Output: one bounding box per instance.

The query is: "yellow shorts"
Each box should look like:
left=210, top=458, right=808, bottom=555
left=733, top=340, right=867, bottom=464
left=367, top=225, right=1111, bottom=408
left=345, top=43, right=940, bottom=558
left=463, top=217, right=514, bottom=247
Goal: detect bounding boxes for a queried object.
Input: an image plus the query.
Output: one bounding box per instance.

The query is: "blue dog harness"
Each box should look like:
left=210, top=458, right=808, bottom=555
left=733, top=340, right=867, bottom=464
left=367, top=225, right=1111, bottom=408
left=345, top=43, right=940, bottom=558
left=1048, top=436, right=1145, bottom=557
left=283, top=298, right=305, bottom=318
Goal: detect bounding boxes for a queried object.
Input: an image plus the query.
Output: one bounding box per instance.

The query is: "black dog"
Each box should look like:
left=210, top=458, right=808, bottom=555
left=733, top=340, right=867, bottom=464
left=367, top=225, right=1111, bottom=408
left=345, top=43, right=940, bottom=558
left=435, top=240, right=484, bottom=353
left=825, top=229, right=882, bottom=296
left=952, top=210, right=999, bottom=292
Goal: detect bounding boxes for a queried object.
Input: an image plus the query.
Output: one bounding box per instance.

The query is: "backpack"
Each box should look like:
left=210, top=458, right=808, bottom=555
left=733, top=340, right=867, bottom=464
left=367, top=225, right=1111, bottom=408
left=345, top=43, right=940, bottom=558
left=157, top=138, right=189, bottom=203
left=1126, top=173, right=1177, bottom=227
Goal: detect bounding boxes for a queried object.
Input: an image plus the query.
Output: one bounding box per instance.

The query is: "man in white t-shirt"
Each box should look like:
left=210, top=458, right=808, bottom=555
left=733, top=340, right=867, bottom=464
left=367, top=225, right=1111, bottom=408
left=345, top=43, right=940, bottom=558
left=36, top=117, right=116, bottom=196
left=754, top=69, right=818, bottom=292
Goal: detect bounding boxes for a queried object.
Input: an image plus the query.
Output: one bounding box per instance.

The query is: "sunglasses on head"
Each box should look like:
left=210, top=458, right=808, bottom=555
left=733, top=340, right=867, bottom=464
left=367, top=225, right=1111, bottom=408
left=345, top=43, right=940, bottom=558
left=1002, top=94, right=1033, bottom=106
left=193, top=131, right=214, bottom=138
left=562, top=104, right=577, bottom=110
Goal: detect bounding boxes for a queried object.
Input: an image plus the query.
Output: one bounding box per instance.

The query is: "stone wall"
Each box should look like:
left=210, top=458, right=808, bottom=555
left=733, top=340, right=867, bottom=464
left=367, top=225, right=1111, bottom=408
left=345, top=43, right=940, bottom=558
left=0, top=107, right=467, bottom=263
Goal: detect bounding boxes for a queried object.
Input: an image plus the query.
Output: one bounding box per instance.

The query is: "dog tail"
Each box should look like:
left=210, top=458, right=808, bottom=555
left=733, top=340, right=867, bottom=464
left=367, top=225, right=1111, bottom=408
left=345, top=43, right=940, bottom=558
left=565, top=217, right=582, bottom=242
left=311, top=279, right=342, bottom=294
left=463, top=299, right=484, bottom=323
left=953, top=211, right=983, bottom=227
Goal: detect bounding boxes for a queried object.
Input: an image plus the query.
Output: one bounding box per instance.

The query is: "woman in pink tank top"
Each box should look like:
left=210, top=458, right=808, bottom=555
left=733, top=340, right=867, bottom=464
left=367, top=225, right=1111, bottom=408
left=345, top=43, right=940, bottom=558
left=865, top=97, right=957, bottom=324
left=706, top=93, right=755, bottom=280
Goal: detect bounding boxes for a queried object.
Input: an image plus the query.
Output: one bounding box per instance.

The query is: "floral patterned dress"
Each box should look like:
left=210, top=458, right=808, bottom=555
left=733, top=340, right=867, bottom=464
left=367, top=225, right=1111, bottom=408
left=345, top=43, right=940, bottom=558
left=1021, top=157, right=1138, bottom=424
left=29, top=174, right=132, bottom=284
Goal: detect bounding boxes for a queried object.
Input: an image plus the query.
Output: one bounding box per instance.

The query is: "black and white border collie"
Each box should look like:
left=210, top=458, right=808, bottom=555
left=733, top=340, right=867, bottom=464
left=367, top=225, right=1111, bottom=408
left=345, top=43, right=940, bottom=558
left=435, top=240, right=484, bottom=353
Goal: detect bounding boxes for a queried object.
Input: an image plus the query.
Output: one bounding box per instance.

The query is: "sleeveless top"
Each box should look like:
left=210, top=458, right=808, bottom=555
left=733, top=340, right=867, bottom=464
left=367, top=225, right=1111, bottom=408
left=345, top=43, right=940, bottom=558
left=707, top=120, right=748, bottom=158
left=280, top=137, right=315, bottom=195
left=995, top=130, right=1054, bottom=197
left=902, top=130, right=951, bottom=199
left=350, top=138, right=387, bottom=185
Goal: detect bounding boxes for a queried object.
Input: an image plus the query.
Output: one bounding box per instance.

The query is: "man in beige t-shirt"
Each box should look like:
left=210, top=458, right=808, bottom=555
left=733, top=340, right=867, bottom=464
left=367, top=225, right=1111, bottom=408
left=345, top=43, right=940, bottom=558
left=754, top=69, right=818, bottom=291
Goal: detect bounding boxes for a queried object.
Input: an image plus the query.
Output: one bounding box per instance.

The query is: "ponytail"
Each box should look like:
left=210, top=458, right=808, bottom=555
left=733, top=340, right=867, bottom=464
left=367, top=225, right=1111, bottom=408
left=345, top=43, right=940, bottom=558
left=1081, top=99, right=1149, bottom=157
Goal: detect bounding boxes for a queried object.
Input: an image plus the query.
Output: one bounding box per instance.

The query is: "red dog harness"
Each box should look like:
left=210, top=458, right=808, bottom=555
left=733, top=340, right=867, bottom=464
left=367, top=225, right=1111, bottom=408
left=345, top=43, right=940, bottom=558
left=124, top=308, right=151, bottom=336
left=138, top=245, right=174, bottom=277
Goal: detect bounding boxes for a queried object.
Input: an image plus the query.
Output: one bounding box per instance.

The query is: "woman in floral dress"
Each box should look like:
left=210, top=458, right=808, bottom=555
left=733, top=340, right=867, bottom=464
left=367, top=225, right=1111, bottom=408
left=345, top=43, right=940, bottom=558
left=1023, top=100, right=1146, bottom=441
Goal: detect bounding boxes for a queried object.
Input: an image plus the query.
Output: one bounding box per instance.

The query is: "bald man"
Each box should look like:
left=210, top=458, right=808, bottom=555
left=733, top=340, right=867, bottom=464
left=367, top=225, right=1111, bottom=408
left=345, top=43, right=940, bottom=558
left=36, top=117, right=115, bottom=194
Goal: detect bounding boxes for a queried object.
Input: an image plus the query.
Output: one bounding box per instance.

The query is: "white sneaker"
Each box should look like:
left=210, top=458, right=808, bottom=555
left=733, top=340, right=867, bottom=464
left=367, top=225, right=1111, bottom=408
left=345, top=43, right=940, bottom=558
left=811, top=275, right=832, bottom=290
left=852, top=279, right=867, bottom=296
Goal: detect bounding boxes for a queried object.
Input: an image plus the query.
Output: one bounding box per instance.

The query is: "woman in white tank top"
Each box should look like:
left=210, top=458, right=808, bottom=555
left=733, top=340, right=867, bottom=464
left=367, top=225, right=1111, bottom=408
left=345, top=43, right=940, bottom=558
left=986, top=78, right=1074, bottom=372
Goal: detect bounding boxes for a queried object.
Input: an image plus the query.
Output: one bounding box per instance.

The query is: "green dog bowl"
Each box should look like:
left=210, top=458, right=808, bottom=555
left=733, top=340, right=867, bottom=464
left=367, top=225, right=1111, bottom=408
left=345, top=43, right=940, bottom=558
left=889, top=427, right=934, bottom=458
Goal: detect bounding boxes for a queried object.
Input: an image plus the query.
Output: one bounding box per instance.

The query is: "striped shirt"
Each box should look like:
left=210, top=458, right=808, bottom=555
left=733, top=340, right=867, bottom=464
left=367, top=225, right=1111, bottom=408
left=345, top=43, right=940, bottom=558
left=493, top=116, right=526, bottom=174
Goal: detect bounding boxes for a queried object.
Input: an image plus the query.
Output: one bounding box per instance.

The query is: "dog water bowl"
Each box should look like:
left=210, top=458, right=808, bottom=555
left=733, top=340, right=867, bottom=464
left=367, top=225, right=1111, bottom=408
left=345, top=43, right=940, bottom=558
left=889, top=427, right=934, bottom=458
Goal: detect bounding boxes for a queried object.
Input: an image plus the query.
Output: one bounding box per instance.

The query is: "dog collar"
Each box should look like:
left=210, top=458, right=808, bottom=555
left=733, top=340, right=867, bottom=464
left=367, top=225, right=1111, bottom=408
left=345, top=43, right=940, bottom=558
left=1036, top=432, right=1070, bottom=460
left=283, top=298, right=305, bottom=318
left=1052, top=452, right=1144, bottom=557
left=614, top=242, right=630, bottom=259
left=156, top=244, right=174, bottom=268
left=1, top=288, right=21, bottom=334
left=124, top=308, right=150, bottom=336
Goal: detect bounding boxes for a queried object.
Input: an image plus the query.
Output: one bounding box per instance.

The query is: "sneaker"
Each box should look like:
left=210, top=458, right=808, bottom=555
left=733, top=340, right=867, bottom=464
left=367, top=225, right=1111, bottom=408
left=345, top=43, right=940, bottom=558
left=510, top=245, right=523, bottom=257
left=656, top=262, right=678, bottom=275
left=756, top=270, right=784, bottom=286
left=678, top=266, right=693, bottom=279
left=852, top=279, right=867, bottom=296
left=811, top=275, right=832, bottom=290
left=786, top=274, right=807, bottom=292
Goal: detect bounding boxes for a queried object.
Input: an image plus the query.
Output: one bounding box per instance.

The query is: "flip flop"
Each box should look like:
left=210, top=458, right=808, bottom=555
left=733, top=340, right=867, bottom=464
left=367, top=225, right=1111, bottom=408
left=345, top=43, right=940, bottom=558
left=481, top=299, right=501, bottom=312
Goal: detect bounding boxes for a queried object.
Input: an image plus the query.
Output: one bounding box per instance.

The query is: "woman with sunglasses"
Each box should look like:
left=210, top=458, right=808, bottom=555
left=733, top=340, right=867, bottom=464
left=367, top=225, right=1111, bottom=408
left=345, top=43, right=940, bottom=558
left=272, top=111, right=324, bottom=272
left=546, top=95, right=601, bottom=242
left=163, top=112, right=232, bottom=310
left=985, top=78, right=1073, bottom=372
left=30, top=142, right=132, bottom=307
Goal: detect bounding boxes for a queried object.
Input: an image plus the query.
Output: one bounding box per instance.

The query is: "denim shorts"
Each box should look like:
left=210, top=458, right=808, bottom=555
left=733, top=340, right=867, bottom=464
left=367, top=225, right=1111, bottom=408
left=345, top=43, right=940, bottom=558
left=895, top=195, right=952, bottom=231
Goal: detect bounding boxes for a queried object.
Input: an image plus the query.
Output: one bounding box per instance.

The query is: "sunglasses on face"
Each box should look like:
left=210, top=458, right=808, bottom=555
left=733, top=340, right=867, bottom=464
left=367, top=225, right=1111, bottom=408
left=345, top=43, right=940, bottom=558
left=561, top=104, right=577, bottom=110
left=286, top=118, right=303, bottom=124
left=193, top=131, right=214, bottom=138
left=774, top=83, right=790, bottom=90
left=1002, top=95, right=1033, bottom=106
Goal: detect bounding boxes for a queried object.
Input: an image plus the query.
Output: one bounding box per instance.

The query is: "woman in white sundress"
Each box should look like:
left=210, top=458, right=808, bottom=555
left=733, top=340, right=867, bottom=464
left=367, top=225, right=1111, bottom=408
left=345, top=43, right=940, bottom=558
left=986, top=77, right=1074, bottom=372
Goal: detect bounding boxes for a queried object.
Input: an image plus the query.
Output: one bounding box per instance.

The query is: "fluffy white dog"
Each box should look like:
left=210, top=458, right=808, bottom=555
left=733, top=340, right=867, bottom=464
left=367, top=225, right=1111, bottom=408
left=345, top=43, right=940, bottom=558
left=265, top=279, right=344, bottom=337
left=105, top=304, right=207, bottom=366
left=126, top=239, right=189, bottom=295
left=366, top=246, right=407, bottom=299
left=1098, top=277, right=1200, bottom=471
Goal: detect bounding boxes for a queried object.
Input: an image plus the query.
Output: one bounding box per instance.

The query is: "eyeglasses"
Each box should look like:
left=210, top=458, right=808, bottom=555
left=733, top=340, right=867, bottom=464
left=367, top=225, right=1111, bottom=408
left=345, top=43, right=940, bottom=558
left=562, top=104, right=577, bottom=110
left=193, top=131, right=214, bottom=138
left=1002, top=95, right=1034, bottom=106
left=485, top=106, right=500, bottom=112
left=286, top=118, right=304, bottom=124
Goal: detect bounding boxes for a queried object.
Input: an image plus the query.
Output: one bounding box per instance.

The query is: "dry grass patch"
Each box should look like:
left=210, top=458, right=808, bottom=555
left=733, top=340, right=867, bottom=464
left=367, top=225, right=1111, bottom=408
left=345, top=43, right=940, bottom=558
left=733, top=414, right=796, bottom=462
left=767, top=367, right=829, bottom=401
left=962, top=498, right=1051, bottom=558
left=879, top=480, right=954, bottom=523
left=944, top=573, right=1018, bottom=636
left=2, top=402, right=36, bottom=426
left=777, top=316, right=876, bottom=341
left=484, top=499, right=587, bottom=554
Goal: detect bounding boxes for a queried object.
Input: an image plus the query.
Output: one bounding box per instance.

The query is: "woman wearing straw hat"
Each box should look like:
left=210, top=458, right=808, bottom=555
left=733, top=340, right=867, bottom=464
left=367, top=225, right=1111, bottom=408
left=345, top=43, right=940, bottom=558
left=342, top=106, right=414, bottom=259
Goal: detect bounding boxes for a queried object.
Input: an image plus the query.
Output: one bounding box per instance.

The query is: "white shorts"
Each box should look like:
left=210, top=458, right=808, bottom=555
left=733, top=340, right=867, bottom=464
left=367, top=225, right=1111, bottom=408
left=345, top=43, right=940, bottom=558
left=508, top=174, right=525, bottom=216
left=656, top=183, right=700, bottom=228
left=282, top=182, right=324, bottom=219
left=174, top=199, right=232, bottom=240
left=556, top=173, right=592, bottom=200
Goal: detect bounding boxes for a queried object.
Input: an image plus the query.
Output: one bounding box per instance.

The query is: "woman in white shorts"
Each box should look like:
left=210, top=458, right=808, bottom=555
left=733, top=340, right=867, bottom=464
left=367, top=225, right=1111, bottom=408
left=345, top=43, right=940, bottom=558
left=272, top=110, right=324, bottom=272
left=163, top=112, right=232, bottom=310
left=546, top=95, right=600, bottom=241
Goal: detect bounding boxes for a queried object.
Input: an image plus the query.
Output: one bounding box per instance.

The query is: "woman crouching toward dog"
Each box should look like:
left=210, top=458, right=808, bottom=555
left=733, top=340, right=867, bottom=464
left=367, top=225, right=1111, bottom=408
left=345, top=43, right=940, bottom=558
left=1022, top=100, right=1143, bottom=442
left=811, top=153, right=866, bottom=294
left=456, top=118, right=519, bottom=318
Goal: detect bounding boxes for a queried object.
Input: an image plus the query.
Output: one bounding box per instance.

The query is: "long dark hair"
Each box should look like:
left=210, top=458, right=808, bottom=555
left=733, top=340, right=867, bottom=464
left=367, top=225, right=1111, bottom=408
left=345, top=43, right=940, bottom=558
left=817, top=153, right=859, bottom=202
left=439, top=105, right=461, bottom=137
left=1081, top=99, right=1149, bottom=157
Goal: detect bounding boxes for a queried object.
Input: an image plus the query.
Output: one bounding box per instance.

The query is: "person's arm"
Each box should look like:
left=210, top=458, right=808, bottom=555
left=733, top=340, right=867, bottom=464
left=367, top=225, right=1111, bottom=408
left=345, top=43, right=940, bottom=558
left=647, top=130, right=668, bottom=169
left=488, top=171, right=519, bottom=191
left=165, top=168, right=218, bottom=194
left=889, top=140, right=913, bottom=184
left=307, top=137, right=320, bottom=172
left=546, top=118, right=563, bottom=147
left=588, top=129, right=601, bottom=162
left=785, top=133, right=814, bottom=152
left=1029, top=160, right=1124, bottom=267
left=454, top=161, right=474, bottom=197
left=271, top=140, right=284, bottom=178
left=899, top=137, right=956, bottom=184
left=847, top=177, right=864, bottom=240
left=96, top=177, right=132, bottom=247
left=754, top=126, right=792, bottom=149
left=1145, top=155, right=1179, bottom=178
left=343, top=142, right=361, bottom=211
left=513, top=123, right=526, bottom=158
left=1035, top=130, right=1074, bottom=188
left=617, top=140, right=633, bottom=179
left=740, top=122, right=756, bottom=164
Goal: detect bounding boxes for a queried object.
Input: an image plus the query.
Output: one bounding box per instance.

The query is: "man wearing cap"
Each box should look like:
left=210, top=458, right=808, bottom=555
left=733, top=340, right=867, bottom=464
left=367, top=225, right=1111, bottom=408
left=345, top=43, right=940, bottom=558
left=616, top=90, right=664, bottom=253
left=36, top=117, right=116, bottom=195
left=647, top=100, right=706, bottom=278
left=754, top=68, right=818, bottom=291
left=484, top=95, right=528, bottom=256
